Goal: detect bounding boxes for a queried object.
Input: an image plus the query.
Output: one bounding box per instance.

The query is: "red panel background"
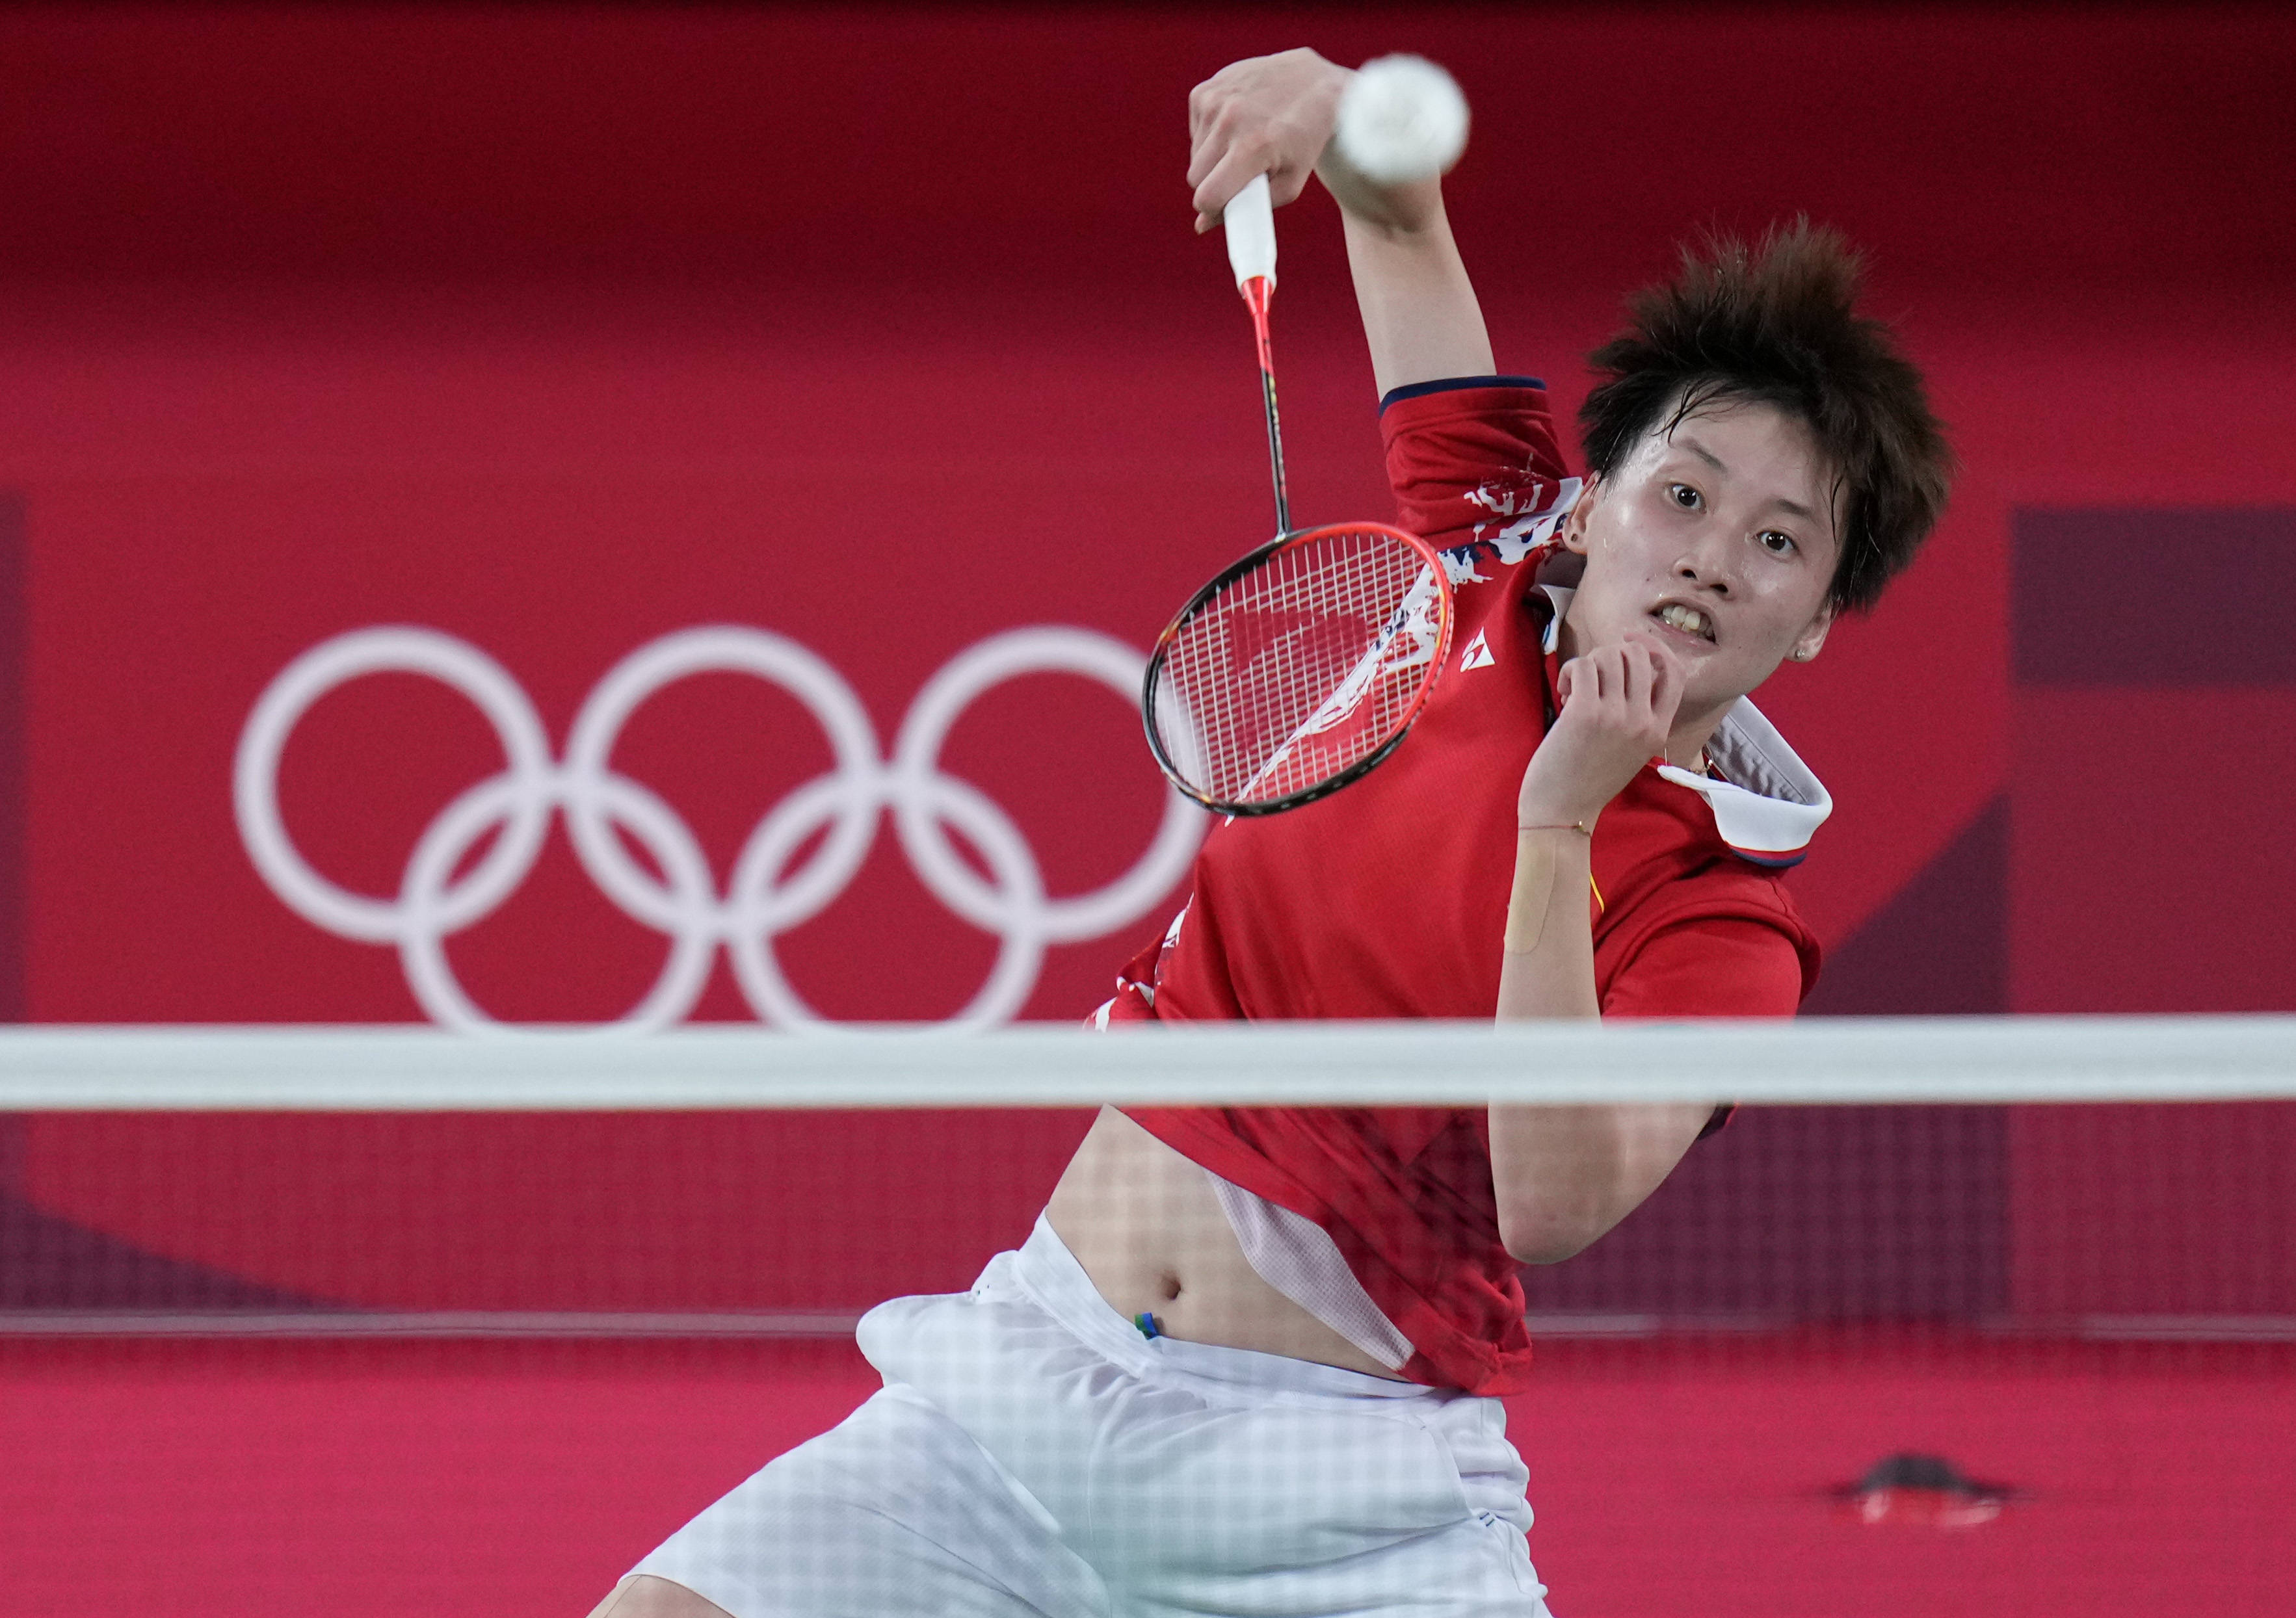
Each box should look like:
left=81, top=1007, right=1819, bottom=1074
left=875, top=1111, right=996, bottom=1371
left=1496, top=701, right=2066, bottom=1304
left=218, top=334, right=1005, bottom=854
left=1, top=5, right=2289, bottom=1032
left=0, top=5, right=2290, bottom=1316
left=1, top=11, right=2292, bottom=1616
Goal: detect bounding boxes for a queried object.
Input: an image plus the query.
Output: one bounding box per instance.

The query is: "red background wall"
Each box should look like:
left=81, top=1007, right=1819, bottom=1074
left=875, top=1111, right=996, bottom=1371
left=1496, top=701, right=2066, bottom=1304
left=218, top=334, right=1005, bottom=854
left=0, top=5, right=2290, bottom=1322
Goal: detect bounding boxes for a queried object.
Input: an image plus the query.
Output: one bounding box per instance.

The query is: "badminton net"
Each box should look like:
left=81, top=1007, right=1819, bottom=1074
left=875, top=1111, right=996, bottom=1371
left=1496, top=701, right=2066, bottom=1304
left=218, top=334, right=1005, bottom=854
left=1, top=1017, right=2291, bottom=1615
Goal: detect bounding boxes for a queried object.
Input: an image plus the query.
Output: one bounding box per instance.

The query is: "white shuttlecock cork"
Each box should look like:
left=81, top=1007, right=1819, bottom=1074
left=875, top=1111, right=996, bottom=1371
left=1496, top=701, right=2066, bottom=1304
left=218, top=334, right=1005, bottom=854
left=1333, top=55, right=1470, bottom=185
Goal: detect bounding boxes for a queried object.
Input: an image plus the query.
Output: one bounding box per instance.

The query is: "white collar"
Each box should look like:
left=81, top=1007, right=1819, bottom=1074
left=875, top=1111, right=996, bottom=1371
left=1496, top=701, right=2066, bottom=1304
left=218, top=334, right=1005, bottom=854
left=1537, top=584, right=1832, bottom=865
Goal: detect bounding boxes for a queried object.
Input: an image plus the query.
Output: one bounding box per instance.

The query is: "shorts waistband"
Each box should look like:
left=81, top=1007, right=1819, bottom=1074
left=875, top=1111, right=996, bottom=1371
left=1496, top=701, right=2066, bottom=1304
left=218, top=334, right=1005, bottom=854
left=1009, top=1214, right=1442, bottom=1407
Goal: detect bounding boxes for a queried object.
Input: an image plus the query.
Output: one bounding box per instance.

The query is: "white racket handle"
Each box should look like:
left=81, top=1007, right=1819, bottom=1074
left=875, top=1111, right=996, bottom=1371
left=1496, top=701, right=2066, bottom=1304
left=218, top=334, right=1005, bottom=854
left=1224, top=172, right=1276, bottom=289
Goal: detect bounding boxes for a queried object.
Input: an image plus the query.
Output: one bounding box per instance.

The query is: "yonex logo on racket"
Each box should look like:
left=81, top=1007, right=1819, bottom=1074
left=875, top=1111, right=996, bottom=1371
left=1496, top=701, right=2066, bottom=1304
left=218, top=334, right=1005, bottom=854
left=235, top=625, right=1204, bottom=1031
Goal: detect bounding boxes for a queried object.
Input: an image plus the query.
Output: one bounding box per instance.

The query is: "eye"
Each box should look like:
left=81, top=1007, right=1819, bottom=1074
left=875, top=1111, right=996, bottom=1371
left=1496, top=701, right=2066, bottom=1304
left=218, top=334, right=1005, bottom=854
left=1758, top=529, right=1798, bottom=556
left=1667, top=483, right=1702, bottom=510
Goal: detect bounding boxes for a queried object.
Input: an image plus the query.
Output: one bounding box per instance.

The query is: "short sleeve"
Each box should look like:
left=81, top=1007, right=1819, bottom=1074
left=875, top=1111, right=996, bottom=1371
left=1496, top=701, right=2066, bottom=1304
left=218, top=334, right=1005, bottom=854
left=1377, top=379, right=1572, bottom=545
left=1601, top=915, right=1807, bottom=1142
left=1600, top=914, right=1809, bottom=1020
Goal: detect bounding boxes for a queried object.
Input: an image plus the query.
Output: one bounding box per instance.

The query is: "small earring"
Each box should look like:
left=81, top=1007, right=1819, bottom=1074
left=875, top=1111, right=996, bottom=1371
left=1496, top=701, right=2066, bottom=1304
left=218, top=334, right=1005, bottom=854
left=1790, top=648, right=1814, bottom=662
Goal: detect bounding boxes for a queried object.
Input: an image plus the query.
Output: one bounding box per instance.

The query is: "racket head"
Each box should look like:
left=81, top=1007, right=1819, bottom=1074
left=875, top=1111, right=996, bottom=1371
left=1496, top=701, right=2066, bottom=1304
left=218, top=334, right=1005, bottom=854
left=1142, top=521, right=1455, bottom=815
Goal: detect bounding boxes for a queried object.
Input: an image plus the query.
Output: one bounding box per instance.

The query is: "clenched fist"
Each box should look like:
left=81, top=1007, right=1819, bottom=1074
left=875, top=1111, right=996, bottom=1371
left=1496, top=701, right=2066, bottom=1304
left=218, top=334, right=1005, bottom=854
left=1517, top=640, right=1686, bottom=833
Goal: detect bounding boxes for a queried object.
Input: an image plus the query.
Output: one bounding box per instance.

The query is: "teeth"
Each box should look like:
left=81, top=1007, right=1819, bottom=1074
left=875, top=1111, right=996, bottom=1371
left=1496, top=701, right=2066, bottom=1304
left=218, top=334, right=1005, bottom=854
left=1659, top=604, right=1710, bottom=639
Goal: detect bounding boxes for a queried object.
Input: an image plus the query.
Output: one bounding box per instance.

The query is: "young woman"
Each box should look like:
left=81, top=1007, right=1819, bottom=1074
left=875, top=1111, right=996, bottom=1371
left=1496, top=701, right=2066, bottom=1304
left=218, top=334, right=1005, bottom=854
left=594, top=46, right=1950, bottom=1618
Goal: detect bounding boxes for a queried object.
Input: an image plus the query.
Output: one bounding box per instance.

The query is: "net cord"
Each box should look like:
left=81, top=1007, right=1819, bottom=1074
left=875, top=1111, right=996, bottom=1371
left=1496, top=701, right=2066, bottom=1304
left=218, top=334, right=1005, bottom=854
left=0, top=1017, right=2290, bottom=1110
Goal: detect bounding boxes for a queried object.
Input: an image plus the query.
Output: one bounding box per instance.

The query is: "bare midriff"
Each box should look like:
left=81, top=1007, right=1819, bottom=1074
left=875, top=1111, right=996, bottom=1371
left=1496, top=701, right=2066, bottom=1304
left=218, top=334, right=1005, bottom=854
left=1042, top=1106, right=1408, bottom=1381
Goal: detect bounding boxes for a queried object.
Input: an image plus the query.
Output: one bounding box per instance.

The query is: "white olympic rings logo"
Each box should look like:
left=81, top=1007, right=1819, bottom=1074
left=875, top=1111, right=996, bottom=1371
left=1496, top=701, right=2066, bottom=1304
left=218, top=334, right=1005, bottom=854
left=234, top=625, right=1204, bottom=1030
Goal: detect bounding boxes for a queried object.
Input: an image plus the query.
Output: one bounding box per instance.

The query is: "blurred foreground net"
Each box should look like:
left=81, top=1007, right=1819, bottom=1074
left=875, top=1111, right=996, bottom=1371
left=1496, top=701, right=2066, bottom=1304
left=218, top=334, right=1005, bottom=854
left=3, top=1019, right=2290, bottom=1335
left=1, top=1020, right=2291, bottom=1615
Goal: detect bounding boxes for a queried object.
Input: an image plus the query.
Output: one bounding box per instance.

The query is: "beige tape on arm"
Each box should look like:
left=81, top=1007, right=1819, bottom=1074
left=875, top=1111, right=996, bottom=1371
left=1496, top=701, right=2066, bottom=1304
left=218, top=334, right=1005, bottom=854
left=1501, top=824, right=1590, bottom=956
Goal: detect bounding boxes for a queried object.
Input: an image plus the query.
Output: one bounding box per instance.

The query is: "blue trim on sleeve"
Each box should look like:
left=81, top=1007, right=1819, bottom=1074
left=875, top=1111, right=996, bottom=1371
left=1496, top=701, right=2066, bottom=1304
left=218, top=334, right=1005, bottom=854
left=1379, top=374, right=1547, bottom=413
left=1731, top=848, right=1809, bottom=870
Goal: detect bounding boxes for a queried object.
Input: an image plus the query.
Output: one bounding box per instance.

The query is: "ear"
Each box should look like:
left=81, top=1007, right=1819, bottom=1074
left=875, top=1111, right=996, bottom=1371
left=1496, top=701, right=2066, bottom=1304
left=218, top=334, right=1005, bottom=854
left=1558, top=473, right=1602, bottom=555
left=1789, top=599, right=1837, bottom=664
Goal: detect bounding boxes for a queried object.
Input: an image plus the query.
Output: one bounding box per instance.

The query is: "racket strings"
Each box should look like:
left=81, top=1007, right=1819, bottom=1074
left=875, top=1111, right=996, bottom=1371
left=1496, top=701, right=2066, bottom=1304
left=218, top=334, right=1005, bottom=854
left=1157, top=528, right=1444, bottom=807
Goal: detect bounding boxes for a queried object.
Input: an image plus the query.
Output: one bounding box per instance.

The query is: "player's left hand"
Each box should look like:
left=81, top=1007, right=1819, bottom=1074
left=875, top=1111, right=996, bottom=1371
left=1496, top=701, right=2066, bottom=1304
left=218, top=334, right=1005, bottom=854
left=1517, top=637, right=1684, bottom=832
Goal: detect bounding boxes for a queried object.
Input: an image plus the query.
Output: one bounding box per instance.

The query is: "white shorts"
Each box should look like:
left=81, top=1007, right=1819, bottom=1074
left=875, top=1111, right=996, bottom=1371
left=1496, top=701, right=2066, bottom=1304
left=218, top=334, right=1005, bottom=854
left=628, top=1217, right=1553, bottom=1617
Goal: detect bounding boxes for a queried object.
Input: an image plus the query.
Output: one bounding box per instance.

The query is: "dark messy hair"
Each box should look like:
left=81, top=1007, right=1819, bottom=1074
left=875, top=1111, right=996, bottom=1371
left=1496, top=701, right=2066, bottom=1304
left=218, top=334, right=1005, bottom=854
left=1577, top=220, right=1953, bottom=613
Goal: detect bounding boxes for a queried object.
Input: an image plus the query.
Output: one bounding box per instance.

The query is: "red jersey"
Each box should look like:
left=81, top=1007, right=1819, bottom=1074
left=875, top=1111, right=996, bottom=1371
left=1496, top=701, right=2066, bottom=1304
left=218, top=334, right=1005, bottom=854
left=1109, top=378, right=1828, bottom=1395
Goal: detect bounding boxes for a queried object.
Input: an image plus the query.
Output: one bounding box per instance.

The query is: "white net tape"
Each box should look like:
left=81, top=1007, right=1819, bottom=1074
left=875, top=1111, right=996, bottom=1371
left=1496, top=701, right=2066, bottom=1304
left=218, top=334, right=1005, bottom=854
left=1, top=1017, right=2291, bottom=1109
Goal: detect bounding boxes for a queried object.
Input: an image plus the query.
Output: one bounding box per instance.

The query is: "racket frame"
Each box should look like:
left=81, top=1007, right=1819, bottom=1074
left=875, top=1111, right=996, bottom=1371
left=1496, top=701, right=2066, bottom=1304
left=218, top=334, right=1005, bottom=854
left=1141, top=520, right=1455, bottom=816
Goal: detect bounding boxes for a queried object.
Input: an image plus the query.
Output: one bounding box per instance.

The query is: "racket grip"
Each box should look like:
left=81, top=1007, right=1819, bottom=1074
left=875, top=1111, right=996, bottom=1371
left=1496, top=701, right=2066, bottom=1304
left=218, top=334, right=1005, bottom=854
left=1224, top=172, right=1277, bottom=291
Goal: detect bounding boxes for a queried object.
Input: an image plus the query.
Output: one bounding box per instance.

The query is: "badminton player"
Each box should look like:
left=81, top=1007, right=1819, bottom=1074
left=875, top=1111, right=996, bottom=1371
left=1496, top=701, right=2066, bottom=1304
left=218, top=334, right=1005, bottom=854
left=593, top=45, right=1951, bottom=1618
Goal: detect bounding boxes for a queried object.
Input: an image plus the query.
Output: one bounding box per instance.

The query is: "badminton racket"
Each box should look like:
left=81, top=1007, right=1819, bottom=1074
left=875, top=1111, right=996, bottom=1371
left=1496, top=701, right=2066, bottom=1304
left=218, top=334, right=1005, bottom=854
left=1142, top=174, right=1453, bottom=815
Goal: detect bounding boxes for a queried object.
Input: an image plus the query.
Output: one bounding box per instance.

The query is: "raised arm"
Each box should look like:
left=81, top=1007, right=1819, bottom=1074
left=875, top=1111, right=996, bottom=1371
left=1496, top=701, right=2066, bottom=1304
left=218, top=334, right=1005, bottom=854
left=1186, top=49, right=1494, bottom=398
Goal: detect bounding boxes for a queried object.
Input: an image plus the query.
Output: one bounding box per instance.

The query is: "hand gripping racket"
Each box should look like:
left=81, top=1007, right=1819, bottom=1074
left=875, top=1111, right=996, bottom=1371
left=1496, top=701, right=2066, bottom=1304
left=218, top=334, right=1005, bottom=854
left=1142, top=174, right=1453, bottom=816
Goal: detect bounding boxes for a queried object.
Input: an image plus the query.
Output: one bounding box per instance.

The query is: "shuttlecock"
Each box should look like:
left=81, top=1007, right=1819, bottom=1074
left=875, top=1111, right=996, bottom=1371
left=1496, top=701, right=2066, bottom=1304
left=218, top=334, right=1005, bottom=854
left=1333, top=55, right=1470, bottom=185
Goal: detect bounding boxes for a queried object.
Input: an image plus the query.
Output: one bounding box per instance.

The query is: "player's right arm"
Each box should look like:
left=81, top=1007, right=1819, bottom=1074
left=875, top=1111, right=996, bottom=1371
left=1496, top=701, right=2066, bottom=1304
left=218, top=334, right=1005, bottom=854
left=1187, top=49, right=1494, bottom=397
